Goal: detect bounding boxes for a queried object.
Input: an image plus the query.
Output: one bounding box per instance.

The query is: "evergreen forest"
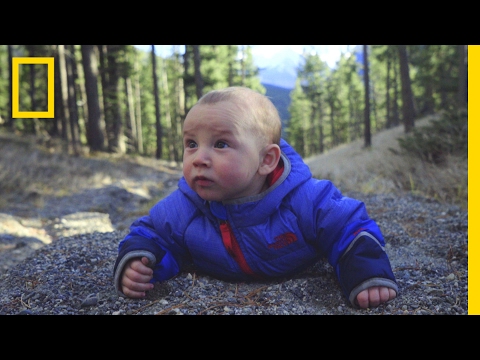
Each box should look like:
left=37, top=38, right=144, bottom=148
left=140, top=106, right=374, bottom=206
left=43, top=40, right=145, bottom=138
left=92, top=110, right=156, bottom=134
left=0, top=45, right=468, bottom=161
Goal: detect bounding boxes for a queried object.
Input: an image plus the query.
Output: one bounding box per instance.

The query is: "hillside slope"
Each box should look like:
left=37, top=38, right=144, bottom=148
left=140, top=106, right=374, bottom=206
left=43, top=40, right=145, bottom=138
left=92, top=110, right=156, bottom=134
left=304, top=116, right=467, bottom=208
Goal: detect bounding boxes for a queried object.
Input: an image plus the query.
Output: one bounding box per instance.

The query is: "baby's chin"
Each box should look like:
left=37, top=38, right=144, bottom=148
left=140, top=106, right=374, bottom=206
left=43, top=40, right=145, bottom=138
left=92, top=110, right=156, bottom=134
left=193, top=188, right=226, bottom=202
left=196, top=190, right=240, bottom=203
left=190, top=182, right=257, bottom=202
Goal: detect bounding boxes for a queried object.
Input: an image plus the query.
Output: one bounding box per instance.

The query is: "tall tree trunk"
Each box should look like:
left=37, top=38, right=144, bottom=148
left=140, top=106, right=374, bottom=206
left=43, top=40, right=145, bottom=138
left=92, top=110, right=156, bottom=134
left=133, top=50, right=143, bottom=154
left=310, top=97, right=323, bottom=155
left=458, top=45, right=468, bottom=109
left=398, top=45, right=416, bottom=133
left=98, top=45, right=114, bottom=151
left=81, top=44, right=105, bottom=152
left=303, top=107, right=309, bottom=156
left=28, top=47, right=37, bottom=129
left=183, top=45, right=191, bottom=116
left=160, top=58, right=177, bottom=161
left=7, top=45, right=14, bottom=129
left=192, top=45, right=204, bottom=99
left=26, top=46, right=41, bottom=135
left=125, top=76, right=137, bottom=153
left=327, top=94, right=336, bottom=147
left=318, top=101, right=324, bottom=154
left=104, top=45, right=124, bottom=153
left=151, top=45, right=163, bottom=159
left=355, top=93, right=362, bottom=138
left=52, top=46, right=62, bottom=137
left=74, top=45, right=88, bottom=141
left=348, top=86, right=355, bottom=142
left=58, top=45, right=72, bottom=152
left=371, top=85, right=379, bottom=132
left=420, top=45, right=435, bottom=116
left=363, top=45, right=371, bottom=147
left=438, top=52, right=455, bottom=109
left=66, top=45, right=80, bottom=155
left=392, top=56, right=400, bottom=127
left=227, top=45, right=235, bottom=86
left=174, top=46, right=186, bottom=162
left=386, top=57, right=391, bottom=128
left=423, top=77, right=435, bottom=115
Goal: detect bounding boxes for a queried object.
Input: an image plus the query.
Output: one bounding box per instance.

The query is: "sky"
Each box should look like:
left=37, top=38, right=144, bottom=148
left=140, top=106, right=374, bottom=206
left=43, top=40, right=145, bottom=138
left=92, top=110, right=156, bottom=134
left=250, top=45, right=355, bottom=68
left=134, top=45, right=355, bottom=69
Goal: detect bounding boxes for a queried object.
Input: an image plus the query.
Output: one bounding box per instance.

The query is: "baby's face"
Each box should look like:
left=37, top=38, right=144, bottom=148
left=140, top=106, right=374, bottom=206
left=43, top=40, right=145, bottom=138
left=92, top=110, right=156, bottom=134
left=182, top=102, right=267, bottom=202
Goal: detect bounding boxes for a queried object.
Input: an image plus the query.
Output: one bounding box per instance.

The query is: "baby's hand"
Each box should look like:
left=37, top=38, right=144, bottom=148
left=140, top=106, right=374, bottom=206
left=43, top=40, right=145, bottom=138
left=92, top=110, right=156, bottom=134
left=121, top=257, right=154, bottom=298
left=356, top=286, right=396, bottom=309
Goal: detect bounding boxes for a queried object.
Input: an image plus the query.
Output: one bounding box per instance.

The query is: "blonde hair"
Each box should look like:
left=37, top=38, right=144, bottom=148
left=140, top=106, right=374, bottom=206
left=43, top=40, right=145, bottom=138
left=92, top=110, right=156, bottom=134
left=196, top=87, right=282, bottom=145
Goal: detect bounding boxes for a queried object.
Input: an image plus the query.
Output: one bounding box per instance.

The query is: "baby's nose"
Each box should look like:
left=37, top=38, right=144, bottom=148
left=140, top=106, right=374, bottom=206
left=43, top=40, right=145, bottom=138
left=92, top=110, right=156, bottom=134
left=193, top=147, right=211, bottom=166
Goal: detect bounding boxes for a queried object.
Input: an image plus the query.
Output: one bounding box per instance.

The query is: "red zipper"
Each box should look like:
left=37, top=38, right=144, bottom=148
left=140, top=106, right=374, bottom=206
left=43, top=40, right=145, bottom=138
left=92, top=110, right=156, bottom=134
left=219, top=220, right=258, bottom=277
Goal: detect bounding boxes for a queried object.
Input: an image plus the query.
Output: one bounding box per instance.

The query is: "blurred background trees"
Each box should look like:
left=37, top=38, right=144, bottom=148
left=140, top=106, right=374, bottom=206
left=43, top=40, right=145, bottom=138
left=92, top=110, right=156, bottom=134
left=0, top=45, right=468, bottom=161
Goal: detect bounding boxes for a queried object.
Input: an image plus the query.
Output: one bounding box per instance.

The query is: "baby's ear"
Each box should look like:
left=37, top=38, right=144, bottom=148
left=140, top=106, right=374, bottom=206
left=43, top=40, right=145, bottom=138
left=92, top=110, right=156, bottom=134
left=258, top=144, right=281, bottom=176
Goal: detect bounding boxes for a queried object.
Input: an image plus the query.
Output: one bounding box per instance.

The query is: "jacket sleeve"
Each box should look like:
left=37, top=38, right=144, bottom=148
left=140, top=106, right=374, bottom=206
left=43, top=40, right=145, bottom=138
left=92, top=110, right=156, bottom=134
left=305, top=179, right=398, bottom=308
left=112, top=215, right=181, bottom=297
left=335, top=229, right=398, bottom=308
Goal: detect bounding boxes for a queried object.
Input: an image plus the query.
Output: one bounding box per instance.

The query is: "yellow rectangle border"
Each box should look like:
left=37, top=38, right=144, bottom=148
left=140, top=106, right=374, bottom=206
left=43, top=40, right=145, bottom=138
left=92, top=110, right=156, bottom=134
left=12, top=57, right=55, bottom=118
left=468, top=45, right=478, bottom=314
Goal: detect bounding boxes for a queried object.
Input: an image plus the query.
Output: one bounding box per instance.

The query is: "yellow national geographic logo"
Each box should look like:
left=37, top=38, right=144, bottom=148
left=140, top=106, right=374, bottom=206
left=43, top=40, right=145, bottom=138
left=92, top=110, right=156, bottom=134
left=12, top=57, right=55, bottom=118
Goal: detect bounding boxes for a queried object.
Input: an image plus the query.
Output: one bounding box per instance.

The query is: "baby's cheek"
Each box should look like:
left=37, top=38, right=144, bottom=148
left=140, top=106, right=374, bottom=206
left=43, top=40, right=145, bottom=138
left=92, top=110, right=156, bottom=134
left=219, top=166, right=248, bottom=187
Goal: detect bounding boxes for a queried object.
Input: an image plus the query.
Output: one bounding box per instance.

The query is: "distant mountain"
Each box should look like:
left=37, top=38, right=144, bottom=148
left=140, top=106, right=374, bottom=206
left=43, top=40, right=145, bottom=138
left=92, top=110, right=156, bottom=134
left=256, top=48, right=300, bottom=134
left=262, top=83, right=292, bottom=136
left=255, top=45, right=364, bottom=89
left=257, top=47, right=302, bottom=89
left=257, top=46, right=364, bottom=132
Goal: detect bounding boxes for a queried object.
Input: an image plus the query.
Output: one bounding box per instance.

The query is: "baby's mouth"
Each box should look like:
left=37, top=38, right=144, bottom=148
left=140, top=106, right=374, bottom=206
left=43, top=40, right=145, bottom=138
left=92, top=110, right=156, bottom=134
left=194, top=176, right=214, bottom=186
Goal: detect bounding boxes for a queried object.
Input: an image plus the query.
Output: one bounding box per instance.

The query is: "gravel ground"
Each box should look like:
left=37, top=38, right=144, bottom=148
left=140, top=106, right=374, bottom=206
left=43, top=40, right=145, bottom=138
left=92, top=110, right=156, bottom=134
left=0, top=188, right=468, bottom=315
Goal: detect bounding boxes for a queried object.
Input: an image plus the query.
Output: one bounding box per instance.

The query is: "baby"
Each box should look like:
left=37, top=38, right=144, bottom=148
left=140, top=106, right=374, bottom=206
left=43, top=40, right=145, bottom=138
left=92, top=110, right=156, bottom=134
left=113, top=86, right=398, bottom=309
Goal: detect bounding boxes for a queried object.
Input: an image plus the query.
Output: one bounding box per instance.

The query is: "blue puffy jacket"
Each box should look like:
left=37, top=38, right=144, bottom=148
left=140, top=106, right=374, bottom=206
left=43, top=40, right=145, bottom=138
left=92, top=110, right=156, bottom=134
left=113, top=139, right=398, bottom=307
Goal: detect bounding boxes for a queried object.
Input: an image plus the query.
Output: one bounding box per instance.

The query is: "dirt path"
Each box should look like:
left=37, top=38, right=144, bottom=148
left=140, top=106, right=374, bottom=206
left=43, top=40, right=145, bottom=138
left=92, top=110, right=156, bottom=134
left=0, top=150, right=183, bottom=274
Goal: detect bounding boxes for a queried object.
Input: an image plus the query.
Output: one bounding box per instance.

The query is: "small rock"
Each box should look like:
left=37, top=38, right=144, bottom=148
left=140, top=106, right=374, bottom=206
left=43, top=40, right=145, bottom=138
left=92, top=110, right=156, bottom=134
left=446, top=273, right=456, bottom=281
left=81, top=294, right=98, bottom=307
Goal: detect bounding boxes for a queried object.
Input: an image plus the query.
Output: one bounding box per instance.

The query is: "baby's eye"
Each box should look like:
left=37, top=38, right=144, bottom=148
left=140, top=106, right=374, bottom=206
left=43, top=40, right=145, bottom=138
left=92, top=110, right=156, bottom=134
left=214, top=141, right=229, bottom=149
left=185, top=140, right=197, bottom=149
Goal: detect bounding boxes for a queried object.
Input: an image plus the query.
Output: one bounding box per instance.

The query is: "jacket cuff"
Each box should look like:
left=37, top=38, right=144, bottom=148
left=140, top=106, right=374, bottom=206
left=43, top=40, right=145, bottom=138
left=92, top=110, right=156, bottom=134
left=337, top=231, right=397, bottom=307
left=349, top=278, right=398, bottom=309
left=113, top=250, right=156, bottom=297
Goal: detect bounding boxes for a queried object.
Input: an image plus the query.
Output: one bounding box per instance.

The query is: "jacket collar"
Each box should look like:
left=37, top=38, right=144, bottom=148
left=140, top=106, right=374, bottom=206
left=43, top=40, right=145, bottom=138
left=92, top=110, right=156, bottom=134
left=178, top=139, right=312, bottom=225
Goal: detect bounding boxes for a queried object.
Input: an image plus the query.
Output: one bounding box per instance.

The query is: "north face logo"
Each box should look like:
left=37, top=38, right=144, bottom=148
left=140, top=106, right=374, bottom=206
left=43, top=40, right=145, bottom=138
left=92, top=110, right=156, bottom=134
left=268, top=232, right=298, bottom=250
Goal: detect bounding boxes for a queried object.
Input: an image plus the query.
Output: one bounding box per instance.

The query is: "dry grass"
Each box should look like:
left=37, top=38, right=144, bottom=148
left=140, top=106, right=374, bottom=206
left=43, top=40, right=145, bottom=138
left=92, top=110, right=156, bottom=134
left=304, top=115, right=468, bottom=210
left=0, top=131, right=182, bottom=208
